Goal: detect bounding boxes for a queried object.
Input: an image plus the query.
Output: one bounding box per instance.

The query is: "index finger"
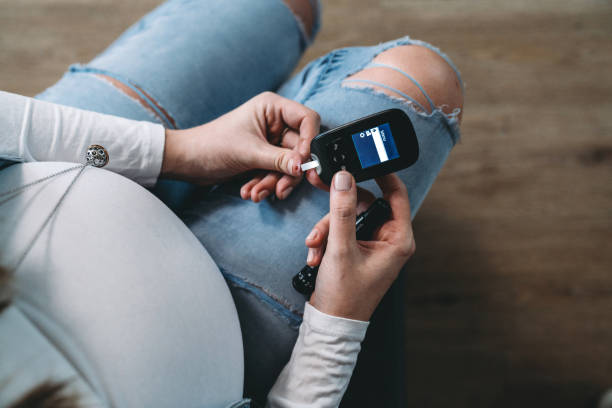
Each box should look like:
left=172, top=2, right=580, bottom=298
left=374, top=173, right=412, bottom=228
left=275, top=95, right=321, bottom=158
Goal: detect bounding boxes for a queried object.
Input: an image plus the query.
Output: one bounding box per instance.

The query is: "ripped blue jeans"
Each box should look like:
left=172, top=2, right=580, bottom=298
left=35, top=0, right=463, bottom=405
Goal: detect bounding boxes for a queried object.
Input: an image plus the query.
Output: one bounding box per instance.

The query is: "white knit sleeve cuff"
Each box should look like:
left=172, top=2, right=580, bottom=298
left=303, top=302, right=369, bottom=341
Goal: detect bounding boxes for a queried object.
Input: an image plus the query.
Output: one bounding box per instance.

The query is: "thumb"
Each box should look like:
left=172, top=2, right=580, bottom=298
left=256, top=143, right=303, bottom=176
left=327, top=171, right=357, bottom=251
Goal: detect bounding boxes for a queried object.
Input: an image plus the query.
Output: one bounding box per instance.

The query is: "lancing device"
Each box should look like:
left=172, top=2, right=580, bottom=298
left=292, top=198, right=392, bottom=296
left=300, top=109, right=418, bottom=184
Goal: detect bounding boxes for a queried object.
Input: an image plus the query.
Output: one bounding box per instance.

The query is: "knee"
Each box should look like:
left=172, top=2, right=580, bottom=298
left=282, top=0, right=317, bottom=38
left=343, top=45, right=464, bottom=121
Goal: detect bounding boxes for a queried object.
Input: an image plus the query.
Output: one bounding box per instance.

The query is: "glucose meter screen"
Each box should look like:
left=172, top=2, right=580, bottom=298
left=351, top=122, right=400, bottom=169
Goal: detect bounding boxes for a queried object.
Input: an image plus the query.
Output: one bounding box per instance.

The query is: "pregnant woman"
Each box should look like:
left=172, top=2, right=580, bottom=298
left=0, top=0, right=463, bottom=406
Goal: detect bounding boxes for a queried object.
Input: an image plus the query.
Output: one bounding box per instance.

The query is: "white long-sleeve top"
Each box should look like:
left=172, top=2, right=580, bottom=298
left=267, top=303, right=369, bottom=407
left=0, top=90, right=164, bottom=186
left=0, top=90, right=368, bottom=408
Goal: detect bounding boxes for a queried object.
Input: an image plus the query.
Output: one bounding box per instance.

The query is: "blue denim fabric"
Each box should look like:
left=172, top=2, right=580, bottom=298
left=34, top=0, right=462, bottom=404
left=36, top=0, right=321, bottom=210
left=37, top=0, right=313, bottom=128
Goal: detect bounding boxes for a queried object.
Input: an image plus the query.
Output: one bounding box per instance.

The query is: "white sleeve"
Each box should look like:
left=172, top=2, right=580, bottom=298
left=266, top=302, right=369, bottom=408
left=0, top=90, right=165, bottom=186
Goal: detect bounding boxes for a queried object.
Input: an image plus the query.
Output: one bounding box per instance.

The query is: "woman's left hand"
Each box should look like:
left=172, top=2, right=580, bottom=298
left=161, top=92, right=320, bottom=200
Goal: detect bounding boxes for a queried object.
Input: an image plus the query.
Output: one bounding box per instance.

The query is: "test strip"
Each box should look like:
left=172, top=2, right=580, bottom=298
left=301, top=160, right=320, bottom=171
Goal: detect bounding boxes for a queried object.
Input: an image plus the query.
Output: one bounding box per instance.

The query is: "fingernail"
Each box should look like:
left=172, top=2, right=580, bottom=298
left=311, top=247, right=321, bottom=262
left=258, top=190, right=270, bottom=201
left=306, top=229, right=318, bottom=241
left=280, top=187, right=293, bottom=200
left=307, top=248, right=314, bottom=263
left=287, top=159, right=294, bottom=175
left=334, top=172, right=351, bottom=191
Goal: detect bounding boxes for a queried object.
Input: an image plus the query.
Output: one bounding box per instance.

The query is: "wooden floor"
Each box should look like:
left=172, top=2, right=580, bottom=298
left=1, top=0, right=611, bottom=406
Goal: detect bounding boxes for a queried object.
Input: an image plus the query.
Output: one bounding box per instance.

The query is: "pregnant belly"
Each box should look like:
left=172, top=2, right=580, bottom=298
left=0, top=162, right=243, bottom=407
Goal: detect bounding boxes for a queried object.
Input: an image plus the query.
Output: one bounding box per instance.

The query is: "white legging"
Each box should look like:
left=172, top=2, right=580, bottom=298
left=0, top=162, right=243, bottom=407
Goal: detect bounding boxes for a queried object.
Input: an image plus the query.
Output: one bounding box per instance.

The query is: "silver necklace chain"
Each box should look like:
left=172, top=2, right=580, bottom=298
left=0, top=163, right=88, bottom=272
left=0, top=163, right=84, bottom=199
left=0, top=164, right=84, bottom=207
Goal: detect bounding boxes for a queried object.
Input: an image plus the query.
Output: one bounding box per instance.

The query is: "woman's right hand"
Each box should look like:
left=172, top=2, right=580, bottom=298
left=308, top=171, right=416, bottom=322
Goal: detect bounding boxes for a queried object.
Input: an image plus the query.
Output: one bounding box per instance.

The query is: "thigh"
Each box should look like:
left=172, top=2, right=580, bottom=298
left=36, top=0, right=308, bottom=129
left=181, top=36, right=463, bottom=404
left=35, top=0, right=311, bottom=209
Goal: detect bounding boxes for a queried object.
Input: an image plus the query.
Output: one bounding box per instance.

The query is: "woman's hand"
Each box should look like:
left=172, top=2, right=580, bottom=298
left=305, top=186, right=376, bottom=267
left=308, top=171, right=415, bottom=321
left=161, top=92, right=320, bottom=199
